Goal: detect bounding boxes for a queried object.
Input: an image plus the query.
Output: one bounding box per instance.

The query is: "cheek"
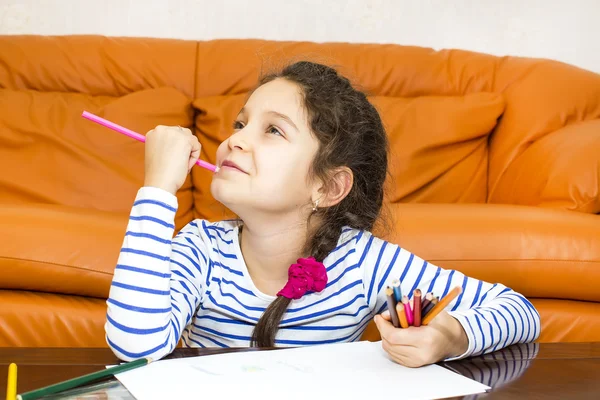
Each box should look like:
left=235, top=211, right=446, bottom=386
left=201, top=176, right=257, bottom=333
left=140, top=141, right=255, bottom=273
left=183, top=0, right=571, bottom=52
left=256, top=150, right=311, bottom=194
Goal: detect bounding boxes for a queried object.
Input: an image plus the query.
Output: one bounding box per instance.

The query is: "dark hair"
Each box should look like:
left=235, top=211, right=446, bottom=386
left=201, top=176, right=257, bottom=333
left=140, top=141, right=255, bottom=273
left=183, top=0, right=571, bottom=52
left=250, top=61, right=389, bottom=347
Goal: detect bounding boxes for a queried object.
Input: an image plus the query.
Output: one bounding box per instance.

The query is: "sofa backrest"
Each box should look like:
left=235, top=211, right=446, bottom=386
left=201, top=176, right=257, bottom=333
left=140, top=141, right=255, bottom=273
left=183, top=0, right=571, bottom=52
left=1, top=36, right=598, bottom=229
left=192, top=40, right=507, bottom=221
left=191, top=39, right=600, bottom=219
left=0, top=35, right=197, bottom=231
left=486, top=60, right=600, bottom=213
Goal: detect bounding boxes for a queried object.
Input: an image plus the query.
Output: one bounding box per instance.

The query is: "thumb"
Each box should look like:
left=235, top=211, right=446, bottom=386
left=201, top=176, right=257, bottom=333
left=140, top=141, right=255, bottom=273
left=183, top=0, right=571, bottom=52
left=380, top=309, right=391, bottom=321
left=374, top=314, right=397, bottom=339
left=187, top=137, right=201, bottom=172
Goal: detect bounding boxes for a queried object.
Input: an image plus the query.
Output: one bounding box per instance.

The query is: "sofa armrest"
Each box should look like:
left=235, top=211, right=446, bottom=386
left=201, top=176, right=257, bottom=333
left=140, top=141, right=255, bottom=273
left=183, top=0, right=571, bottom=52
left=0, top=204, right=128, bottom=298
left=378, top=202, right=600, bottom=303
left=490, top=119, right=600, bottom=213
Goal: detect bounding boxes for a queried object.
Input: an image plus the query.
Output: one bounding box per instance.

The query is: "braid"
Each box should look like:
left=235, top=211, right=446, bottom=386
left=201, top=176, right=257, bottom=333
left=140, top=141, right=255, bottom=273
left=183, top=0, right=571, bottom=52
left=250, top=297, right=292, bottom=347
left=250, top=212, right=345, bottom=348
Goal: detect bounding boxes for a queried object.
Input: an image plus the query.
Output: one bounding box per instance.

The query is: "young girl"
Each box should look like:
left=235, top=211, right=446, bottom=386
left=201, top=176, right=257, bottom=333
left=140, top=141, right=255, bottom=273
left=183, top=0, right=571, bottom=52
left=105, top=61, right=540, bottom=367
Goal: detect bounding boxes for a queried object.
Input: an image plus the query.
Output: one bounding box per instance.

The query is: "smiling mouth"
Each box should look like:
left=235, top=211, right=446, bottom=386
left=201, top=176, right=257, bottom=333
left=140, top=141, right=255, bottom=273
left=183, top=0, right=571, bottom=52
left=222, top=165, right=245, bottom=173
left=220, top=161, right=247, bottom=174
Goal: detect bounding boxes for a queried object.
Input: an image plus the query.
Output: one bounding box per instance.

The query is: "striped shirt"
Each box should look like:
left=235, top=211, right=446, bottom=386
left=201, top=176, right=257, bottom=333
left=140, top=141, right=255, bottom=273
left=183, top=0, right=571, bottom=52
left=105, top=187, right=540, bottom=361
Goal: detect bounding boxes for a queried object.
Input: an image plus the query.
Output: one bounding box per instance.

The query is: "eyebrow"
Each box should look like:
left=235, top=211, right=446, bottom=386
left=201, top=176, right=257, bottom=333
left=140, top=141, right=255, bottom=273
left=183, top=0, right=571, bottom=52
left=238, top=108, right=299, bottom=132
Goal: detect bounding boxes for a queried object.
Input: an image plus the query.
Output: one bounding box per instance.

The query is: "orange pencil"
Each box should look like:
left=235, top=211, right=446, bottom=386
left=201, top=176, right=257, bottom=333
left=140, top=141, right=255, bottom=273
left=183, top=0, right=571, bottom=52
left=413, top=289, right=422, bottom=327
left=396, top=302, right=409, bottom=328
left=422, top=286, right=463, bottom=325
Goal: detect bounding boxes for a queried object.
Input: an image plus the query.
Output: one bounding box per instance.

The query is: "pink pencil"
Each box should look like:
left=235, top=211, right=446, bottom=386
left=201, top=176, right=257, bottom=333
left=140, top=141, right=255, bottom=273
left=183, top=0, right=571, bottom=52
left=81, top=111, right=218, bottom=172
left=402, top=296, right=414, bottom=326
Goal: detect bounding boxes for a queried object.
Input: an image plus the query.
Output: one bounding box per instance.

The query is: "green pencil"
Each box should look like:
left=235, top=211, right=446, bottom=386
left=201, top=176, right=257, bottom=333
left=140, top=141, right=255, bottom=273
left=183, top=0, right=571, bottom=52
left=17, top=357, right=151, bottom=400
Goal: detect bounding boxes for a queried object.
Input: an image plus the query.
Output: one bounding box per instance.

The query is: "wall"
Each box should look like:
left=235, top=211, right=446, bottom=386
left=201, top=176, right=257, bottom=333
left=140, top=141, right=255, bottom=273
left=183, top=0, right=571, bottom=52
left=1, top=0, right=598, bottom=73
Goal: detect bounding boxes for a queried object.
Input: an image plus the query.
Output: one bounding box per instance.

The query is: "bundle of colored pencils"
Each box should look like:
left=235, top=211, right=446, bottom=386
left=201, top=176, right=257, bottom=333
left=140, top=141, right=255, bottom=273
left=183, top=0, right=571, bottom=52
left=384, top=280, right=462, bottom=328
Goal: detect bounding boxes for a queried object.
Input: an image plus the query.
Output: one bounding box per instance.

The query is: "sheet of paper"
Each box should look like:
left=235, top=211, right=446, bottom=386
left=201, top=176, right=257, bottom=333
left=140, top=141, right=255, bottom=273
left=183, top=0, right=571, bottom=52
left=115, top=341, right=490, bottom=400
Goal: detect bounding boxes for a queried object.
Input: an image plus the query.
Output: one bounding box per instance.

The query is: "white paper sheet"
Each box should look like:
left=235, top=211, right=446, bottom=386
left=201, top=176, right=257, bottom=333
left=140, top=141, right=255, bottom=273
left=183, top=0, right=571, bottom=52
left=115, top=341, right=489, bottom=400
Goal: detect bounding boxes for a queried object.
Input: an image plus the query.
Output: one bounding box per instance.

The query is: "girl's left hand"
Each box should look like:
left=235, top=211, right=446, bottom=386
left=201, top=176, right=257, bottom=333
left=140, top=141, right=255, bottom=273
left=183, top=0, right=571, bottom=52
left=374, top=305, right=469, bottom=368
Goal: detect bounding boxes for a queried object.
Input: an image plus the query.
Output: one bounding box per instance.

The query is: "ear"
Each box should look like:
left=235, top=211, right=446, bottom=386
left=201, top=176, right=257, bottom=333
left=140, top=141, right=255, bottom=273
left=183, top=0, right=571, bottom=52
left=314, top=167, right=354, bottom=208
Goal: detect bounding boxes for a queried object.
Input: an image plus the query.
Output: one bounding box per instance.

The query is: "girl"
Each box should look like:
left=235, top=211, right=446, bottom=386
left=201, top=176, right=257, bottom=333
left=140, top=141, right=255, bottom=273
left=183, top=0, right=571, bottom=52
left=105, top=61, right=540, bottom=367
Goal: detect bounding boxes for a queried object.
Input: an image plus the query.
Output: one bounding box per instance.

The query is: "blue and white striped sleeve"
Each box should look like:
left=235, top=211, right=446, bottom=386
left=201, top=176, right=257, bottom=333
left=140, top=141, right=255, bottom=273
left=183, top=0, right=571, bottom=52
left=105, top=186, right=209, bottom=361
left=359, top=231, right=541, bottom=360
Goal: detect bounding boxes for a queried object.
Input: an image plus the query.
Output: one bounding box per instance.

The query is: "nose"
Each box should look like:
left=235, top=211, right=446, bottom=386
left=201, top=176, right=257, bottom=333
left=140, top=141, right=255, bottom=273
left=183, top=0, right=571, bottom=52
left=228, top=127, right=250, bottom=151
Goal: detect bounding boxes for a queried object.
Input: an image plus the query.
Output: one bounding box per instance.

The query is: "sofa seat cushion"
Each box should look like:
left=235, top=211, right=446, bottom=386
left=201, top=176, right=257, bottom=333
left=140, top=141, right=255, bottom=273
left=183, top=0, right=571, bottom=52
left=0, top=290, right=107, bottom=347
left=0, top=204, right=127, bottom=298
left=380, top=202, right=600, bottom=303
left=4, top=200, right=596, bottom=305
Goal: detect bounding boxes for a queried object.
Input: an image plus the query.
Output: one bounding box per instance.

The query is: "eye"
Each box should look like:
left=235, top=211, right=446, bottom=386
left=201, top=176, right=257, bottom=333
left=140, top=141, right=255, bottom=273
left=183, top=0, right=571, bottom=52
left=268, top=125, right=284, bottom=137
left=232, top=120, right=245, bottom=130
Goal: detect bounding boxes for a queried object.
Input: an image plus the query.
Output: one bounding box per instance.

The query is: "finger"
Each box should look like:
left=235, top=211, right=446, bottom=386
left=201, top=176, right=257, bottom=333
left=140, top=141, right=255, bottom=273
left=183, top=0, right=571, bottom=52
left=382, top=339, right=425, bottom=368
left=381, top=336, right=405, bottom=357
left=375, top=314, right=420, bottom=346
left=381, top=339, right=414, bottom=367
left=388, top=351, right=422, bottom=368
left=375, top=315, right=401, bottom=342
left=384, top=323, right=422, bottom=347
left=380, top=310, right=391, bottom=321
left=188, top=136, right=201, bottom=171
left=190, top=136, right=201, bottom=158
left=381, top=335, right=414, bottom=354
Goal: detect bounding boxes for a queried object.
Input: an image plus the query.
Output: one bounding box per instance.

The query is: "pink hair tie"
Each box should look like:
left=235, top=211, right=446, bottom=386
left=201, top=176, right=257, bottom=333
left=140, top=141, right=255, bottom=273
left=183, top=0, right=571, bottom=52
left=277, top=257, right=328, bottom=300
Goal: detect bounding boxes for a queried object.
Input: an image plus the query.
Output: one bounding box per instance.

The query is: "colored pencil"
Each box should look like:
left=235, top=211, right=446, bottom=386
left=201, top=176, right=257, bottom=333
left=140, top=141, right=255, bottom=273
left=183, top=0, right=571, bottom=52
left=413, top=289, right=422, bottom=327
left=17, top=358, right=151, bottom=400
left=81, top=111, right=218, bottom=173
left=391, top=279, right=402, bottom=302
left=385, top=287, right=400, bottom=328
left=402, top=296, right=414, bottom=326
left=397, top=302, right=409, bottom=328
left=422, top=296, right=438, bottom=317
left=6, top=363, right=17, bottom=400
left=422, top=286, right=463, bottom=325
left=421, top=292, right=433, bottom=311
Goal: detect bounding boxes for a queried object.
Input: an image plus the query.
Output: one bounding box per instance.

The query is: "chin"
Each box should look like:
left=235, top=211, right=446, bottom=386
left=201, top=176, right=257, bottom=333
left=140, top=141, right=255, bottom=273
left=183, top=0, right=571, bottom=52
left=211, top=179, right=292, bottom=217
left=210, top=179, right=244, bottom=210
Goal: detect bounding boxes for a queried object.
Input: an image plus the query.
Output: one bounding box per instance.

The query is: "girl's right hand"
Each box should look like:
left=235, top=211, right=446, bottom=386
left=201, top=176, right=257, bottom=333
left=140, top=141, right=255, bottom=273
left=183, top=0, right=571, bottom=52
left=143, top=125, right=201, bottom=195
left=374, top=308, right=468, bottom=368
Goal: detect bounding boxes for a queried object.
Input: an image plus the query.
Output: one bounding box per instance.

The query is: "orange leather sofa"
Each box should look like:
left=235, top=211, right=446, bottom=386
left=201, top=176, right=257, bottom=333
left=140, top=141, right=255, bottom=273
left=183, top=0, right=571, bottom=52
left=1, top=36, right=599, bottom=348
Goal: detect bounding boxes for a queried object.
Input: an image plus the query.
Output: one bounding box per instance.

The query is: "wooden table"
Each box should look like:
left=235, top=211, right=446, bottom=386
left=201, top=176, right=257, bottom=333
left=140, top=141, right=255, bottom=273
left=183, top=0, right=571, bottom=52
left=1, top=342, right=599, bottom=399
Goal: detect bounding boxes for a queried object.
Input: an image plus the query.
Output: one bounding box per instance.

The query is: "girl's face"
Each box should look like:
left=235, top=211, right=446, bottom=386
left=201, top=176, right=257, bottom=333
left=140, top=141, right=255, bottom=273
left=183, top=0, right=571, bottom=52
left=211, top=78, right=321, bottom=218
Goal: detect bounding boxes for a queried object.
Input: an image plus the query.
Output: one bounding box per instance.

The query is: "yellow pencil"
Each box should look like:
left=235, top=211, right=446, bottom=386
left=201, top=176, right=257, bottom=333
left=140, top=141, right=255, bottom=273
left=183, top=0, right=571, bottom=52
left=6, top=363, right=17, bottom=400
left=422, top=286, right=463, bottom=325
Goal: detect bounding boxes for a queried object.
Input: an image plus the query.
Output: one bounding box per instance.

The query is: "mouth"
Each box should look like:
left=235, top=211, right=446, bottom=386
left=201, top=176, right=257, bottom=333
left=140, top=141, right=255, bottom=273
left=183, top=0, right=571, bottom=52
left=220, top=160, right=248, bottom=174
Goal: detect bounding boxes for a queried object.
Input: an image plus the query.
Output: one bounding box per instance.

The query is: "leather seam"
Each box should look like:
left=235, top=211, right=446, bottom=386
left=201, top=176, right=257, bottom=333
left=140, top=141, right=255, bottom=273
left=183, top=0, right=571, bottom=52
left=0, top=255, right=113, bottom=275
